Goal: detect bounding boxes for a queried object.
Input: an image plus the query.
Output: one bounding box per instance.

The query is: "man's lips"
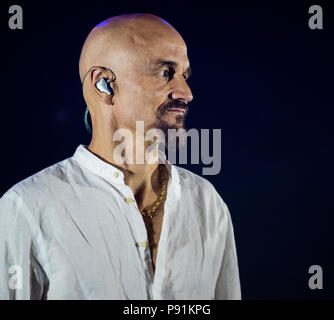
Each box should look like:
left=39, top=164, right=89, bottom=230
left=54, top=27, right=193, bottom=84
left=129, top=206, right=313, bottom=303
left=167, top=108, right=186, bottom=114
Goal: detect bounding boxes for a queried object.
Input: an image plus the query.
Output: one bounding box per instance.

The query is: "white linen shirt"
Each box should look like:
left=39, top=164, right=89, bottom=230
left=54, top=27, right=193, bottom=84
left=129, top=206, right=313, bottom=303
left=0, top=144, right=241, bottom=300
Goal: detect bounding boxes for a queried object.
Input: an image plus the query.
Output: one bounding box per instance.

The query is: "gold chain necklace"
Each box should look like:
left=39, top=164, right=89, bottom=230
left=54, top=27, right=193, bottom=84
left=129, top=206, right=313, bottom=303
left=140, top=165, right=166, bottom=219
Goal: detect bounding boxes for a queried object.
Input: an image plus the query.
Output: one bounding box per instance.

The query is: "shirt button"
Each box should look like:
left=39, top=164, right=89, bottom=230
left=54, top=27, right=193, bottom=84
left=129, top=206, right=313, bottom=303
left=125, top=197, right=133, bottom=203
left=113, top=172, right=119, bottom=178
left=141, top=241, right=148, bottom=247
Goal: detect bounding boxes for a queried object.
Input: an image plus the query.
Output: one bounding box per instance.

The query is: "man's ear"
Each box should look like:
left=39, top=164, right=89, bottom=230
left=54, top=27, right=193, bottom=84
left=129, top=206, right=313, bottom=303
left=89, top=67, right=115, bottom=105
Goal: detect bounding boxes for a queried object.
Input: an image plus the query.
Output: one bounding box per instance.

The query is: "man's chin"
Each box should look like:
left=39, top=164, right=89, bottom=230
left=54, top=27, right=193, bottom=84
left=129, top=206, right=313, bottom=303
left=163, top=112, right=186, bottom=125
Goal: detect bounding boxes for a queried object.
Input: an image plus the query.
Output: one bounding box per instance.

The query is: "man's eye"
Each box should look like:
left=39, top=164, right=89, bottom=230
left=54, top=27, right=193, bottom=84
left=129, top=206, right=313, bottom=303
left=158, top=68, right=175, bottom=80
left=159, top=69, right=170, bottom=78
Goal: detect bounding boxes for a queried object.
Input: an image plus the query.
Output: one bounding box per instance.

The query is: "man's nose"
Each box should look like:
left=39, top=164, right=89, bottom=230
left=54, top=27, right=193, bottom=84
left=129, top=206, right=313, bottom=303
left=170, top=76, right=193, bottom=104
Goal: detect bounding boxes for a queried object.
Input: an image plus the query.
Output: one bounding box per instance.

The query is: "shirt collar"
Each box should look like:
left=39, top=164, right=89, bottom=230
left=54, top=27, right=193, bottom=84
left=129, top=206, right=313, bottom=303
left=72, top=145, right=180, bottom=205
left=73, top=144, right=125, bottom=184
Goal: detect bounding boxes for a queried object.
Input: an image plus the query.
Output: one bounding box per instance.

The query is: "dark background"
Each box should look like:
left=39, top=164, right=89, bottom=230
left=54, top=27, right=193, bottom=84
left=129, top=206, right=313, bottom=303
left=1, top=0, right=333, bottom=299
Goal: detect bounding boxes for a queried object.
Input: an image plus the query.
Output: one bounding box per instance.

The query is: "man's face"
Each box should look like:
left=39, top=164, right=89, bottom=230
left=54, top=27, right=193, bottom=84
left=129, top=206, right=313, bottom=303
left=111, top=32, right=193, bottom=143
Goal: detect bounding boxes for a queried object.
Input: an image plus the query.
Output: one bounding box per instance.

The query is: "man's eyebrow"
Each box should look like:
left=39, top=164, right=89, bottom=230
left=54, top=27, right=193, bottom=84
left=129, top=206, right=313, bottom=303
left=153, top=60, right=177, bottom=69
left=152, top=59, right=192, bottom=76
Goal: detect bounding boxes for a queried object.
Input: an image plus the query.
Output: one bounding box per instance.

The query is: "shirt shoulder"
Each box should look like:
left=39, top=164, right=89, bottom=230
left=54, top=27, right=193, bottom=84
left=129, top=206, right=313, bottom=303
left=173, top=165, right=229, bottom=212
left=0, top=156, right=77, bottom=213
left=172, top=165, right=233, bottom=233
left=174, top=165, right=222, bottom=197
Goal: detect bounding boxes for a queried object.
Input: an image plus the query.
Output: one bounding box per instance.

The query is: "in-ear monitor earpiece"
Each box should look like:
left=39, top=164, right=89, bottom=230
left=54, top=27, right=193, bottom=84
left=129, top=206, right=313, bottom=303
left=95, top=78, right=114, bottom=95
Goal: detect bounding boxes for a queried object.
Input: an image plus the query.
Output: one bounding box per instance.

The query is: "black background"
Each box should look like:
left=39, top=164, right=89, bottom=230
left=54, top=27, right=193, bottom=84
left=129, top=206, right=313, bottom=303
left=1, top=0, right=333, bottom=299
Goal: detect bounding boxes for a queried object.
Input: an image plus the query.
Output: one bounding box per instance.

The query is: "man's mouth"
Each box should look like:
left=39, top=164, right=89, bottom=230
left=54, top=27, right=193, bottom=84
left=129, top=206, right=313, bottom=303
left=167, top=108, right=185, bottom=114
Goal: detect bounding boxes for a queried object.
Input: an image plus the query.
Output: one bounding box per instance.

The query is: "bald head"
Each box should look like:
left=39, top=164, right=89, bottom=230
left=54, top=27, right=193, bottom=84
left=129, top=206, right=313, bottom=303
left=79, top=13, right=186, bottom=82
left=79, top=12, right=193, bottom=146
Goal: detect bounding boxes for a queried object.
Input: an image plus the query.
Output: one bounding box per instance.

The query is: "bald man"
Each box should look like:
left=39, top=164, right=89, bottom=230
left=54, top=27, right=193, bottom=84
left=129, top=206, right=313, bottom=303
left=0, top=14, right=241, bottom=300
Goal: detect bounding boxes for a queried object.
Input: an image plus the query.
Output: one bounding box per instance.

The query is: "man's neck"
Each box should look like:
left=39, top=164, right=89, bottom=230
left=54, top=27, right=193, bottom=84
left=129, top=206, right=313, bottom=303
left=87, top=138, right=164, bottom=201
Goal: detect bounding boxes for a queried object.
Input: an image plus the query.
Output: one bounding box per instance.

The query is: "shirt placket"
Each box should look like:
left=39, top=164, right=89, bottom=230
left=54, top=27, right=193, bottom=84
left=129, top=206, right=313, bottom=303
left=119, top=184, right=155, bottom=299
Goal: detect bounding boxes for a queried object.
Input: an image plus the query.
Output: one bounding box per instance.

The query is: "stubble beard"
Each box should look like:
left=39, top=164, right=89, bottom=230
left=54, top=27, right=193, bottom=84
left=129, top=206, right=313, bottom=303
left=153, top=100, right=189, bottom=152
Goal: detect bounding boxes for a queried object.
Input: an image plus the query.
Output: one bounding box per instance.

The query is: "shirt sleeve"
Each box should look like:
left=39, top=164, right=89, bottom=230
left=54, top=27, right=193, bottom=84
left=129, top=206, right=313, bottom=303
left=0, top=189, right=48, bottom=300
left=214, top=200, right=242, bottom=300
